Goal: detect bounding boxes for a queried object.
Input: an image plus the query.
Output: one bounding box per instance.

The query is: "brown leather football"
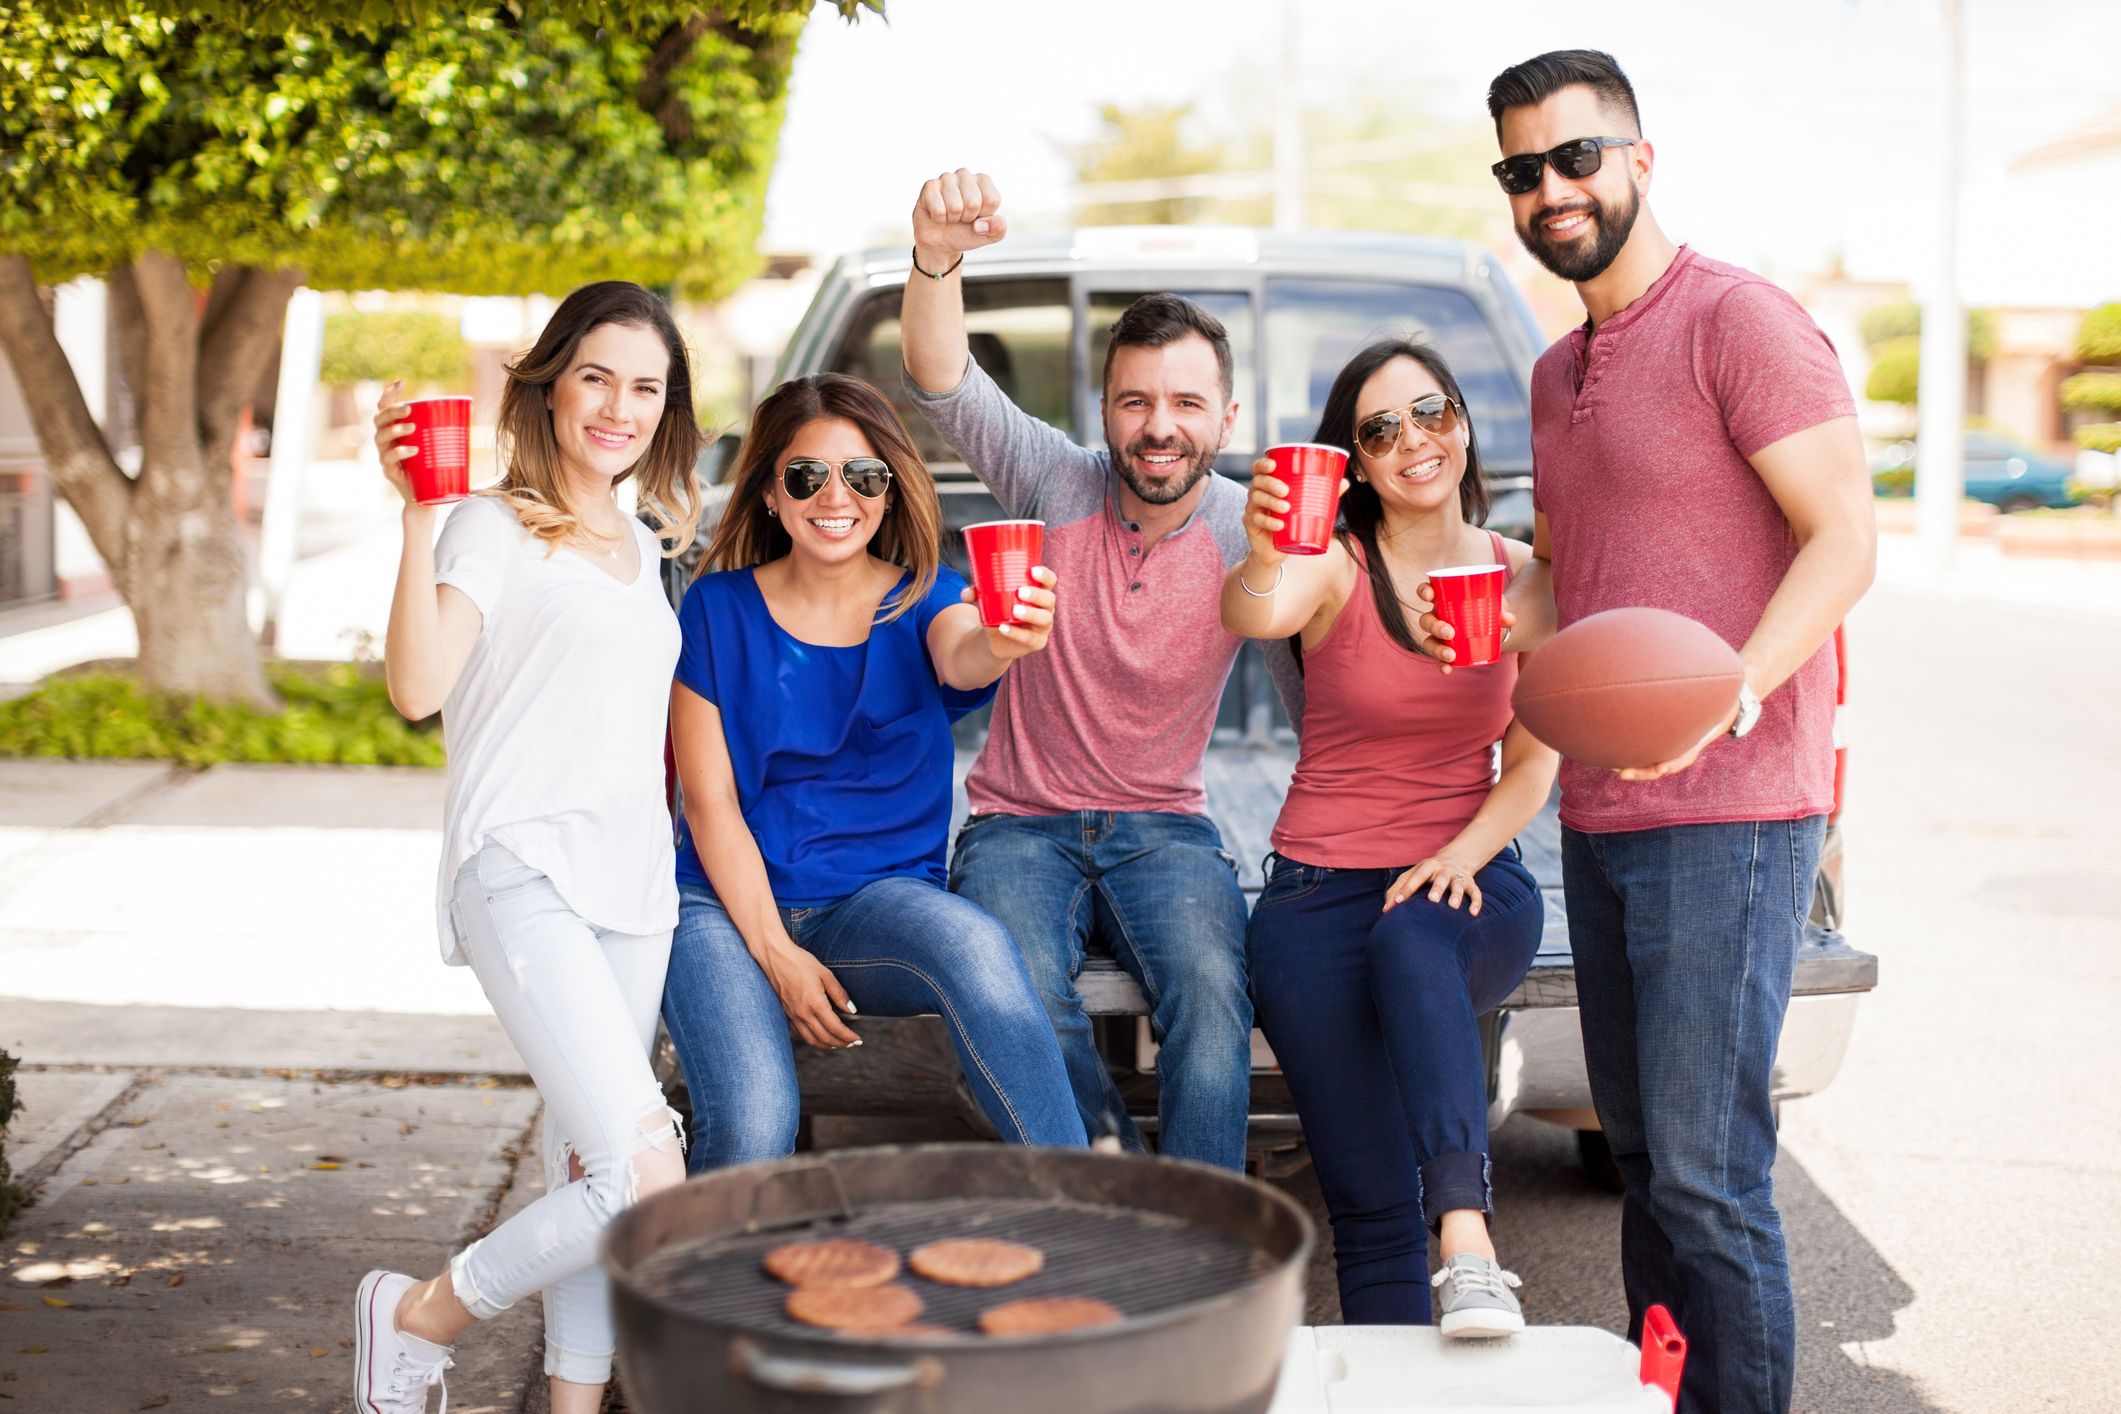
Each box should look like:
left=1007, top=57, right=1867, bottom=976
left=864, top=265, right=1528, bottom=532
left=1511, top=607, right=1746, bottom=770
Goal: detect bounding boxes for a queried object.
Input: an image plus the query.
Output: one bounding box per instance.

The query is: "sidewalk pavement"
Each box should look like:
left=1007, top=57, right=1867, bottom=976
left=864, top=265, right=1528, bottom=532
left=2, top=760, right=552, bottom=1411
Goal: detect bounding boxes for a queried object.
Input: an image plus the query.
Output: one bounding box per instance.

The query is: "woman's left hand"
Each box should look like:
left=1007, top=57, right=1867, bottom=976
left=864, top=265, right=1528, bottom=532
left=1385, top=856, right=1484, bottom=915
left=983, top=565, right=1057, bottom=660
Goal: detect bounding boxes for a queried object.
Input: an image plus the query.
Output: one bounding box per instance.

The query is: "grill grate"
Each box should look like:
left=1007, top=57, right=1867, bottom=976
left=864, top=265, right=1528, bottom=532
left=634, top=1197, right=1271, bottom=1339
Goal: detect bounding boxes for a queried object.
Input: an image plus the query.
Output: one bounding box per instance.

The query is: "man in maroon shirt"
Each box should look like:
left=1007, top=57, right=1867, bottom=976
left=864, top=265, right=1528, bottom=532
left=1428, top=50, right=1876, bottom=1414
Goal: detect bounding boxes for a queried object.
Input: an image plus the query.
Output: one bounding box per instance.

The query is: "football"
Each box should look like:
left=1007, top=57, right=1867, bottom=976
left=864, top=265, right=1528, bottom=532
left=1511, top=608, right=1746, bottom=769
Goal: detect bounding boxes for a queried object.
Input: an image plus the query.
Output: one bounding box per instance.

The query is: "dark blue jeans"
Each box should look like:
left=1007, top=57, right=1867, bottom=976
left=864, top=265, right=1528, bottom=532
left=1247, top=846, right=1543, bottom=1324
left=661, top=875, right=1086, bottom=1174
left=1563, top=815, right=1827, bottom=1414
left=948, top=810, right=1253, bottom=1171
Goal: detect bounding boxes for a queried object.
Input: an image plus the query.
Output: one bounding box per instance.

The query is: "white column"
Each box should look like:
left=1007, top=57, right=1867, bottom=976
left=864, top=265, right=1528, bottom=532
left=1914, top=0, right=1965, bottom=571
left=259, top=287, right=325, bottom=639
left=1271, top=0, right=1305, bottom=232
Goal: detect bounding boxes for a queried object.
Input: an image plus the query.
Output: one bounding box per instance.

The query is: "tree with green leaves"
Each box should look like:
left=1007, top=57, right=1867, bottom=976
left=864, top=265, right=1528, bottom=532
left=0, top=0, right=866, bottom=707
left=1856, top=301, right=1995, bottom=406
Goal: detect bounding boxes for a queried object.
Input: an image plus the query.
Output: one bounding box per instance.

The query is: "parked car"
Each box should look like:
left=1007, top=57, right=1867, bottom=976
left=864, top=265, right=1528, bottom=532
left=1870, top=430, right=2080, bottom=512
left=657, top=227, right=1877, bottom=1186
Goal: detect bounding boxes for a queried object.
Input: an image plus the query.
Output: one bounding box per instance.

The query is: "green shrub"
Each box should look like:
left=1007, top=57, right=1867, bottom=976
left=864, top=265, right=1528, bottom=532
left=0, top=1049, right=23, bottom=1235
left=0, top=663, right=444, bottom=767
left=321, top=313, right=469, bottom=389
left=1859, top=302, right=1921, bottom=347
left=2060, top=370, right=2121, bottom=413
left=1857, top=303, right=1994, bottom=361
left=1865, top=337, right=1923, bottom=404
left=1873, top=468, right=1915, bottom=494
left=2079, top=304, right=2121, bottom=364
left=2077, top=423, right=2121, bottom=454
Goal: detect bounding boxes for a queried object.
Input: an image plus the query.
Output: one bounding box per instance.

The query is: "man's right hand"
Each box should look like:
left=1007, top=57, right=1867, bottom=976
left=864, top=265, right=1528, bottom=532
left=912, top=168, right=1007, bottom=270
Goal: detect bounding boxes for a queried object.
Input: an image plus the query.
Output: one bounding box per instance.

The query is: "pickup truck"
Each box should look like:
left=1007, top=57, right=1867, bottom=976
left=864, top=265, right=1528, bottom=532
left=655, top=225, right=1877, bottom=1186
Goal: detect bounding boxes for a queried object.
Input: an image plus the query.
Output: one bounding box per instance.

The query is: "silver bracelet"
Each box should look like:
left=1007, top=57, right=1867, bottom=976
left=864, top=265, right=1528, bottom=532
left=1238, top=562, right=1284, bottom=597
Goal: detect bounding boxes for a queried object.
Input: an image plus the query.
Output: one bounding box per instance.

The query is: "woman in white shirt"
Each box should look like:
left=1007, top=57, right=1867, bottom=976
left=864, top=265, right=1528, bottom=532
left=350, top=281, right=702, bottom=1414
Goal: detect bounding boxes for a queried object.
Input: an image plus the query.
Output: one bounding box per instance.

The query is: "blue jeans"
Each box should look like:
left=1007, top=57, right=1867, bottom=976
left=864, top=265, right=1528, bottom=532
left=1248, top=847, right=1543, bottom=1324
left=948, top=811, right=1253, bottom=1171
left=1563, top=816, right=1827, bottom=1414
left=660, top=875, right=1085, bottom=1172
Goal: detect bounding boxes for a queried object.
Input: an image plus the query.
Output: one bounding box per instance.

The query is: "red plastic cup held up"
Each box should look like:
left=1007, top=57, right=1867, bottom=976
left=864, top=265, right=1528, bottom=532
left=962, top=520, right=1044, bottom=627
left=1265, top=443, right=1349, bottom=556
left=401, top=396, right=473, bottom=505
left=1427, top=563, right=1509, bottom=668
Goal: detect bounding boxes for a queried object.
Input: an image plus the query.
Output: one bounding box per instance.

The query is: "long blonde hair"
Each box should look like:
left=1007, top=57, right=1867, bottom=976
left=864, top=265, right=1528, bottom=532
left=704, top=374, right=942, bottom=623
left=488, top=281, right=705, bottom=557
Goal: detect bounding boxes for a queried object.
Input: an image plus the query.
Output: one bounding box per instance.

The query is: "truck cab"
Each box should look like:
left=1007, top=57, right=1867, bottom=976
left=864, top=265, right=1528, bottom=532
left=660, top=226, right=1876, bottom=1184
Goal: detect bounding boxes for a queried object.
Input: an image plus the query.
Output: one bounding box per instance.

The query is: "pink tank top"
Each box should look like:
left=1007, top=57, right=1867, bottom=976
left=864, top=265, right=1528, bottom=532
left=1271, top=530, right=1519, bottom=869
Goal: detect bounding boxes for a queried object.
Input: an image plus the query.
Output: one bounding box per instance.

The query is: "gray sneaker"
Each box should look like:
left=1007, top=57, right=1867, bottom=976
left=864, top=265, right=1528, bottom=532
left=1432, top=1253, right=1525, bottom=1339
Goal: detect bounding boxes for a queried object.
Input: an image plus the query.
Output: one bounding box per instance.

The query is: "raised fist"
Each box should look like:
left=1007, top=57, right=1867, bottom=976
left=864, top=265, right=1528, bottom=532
left=912, top=168, right=1007, bottom=269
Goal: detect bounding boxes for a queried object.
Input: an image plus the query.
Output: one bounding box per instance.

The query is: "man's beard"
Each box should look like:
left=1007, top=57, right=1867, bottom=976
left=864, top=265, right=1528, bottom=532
left=1516, top=181, right=1641, bottom=283
left=1112, top=433, right=1218, bottom=506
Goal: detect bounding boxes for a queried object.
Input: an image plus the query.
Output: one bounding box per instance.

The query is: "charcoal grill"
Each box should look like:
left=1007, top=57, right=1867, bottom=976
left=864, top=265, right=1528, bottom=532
left=604, top=1144, right=1314, bottom=1414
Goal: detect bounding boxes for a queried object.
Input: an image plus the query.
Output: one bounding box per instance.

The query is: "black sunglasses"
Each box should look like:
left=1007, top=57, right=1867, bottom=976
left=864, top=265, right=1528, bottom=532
left=1356, top=395, right=1463, bottom=458
left=780, top=456, right=894, bottom=501
left=1490, top=137, right=1636, bottom=196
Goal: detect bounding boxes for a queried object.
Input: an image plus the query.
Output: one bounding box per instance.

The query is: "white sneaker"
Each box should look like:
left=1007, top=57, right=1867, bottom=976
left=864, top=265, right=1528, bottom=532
left=1432, top=1253, right=1525, bottom=1340
left=354, top=1270, right=454, bottom=1413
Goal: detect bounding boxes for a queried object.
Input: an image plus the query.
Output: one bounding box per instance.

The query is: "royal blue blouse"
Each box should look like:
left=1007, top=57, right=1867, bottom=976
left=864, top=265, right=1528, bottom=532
left=673, top=565, right=995, bottom=906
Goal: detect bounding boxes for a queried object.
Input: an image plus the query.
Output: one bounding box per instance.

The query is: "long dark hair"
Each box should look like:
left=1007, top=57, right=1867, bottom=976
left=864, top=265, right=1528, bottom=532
left=492, top=280, right=705, bottom=557
left=1310, top=338, right=1490, bottom=657
left=704, top=374, right=942, bottom=623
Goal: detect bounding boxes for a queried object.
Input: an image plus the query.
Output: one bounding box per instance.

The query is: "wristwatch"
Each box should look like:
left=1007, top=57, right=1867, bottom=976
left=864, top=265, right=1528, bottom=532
left=1728, top=681, right=1762, bottom=739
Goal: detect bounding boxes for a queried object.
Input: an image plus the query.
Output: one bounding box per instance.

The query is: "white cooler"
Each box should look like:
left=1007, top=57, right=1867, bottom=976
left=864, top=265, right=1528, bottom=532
left=1267, top=1325, right=1675, bottom=1412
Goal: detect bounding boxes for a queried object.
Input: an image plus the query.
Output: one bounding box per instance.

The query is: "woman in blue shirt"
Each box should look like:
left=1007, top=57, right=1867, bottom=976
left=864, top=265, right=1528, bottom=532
left=663, top=373, right=1085, bottom=1165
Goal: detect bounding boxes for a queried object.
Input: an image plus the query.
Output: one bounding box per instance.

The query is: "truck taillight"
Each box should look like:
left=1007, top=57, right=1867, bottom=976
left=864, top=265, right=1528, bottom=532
left=1830, top=624, right=1848, bottom=824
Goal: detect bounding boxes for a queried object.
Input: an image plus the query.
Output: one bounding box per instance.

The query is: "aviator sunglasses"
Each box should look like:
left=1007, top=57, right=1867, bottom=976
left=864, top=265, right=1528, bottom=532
left=780, top=456, right=894, bottom=501
left=1490, top=136, right=1636, bottom=196
left=1356, top=394, right=1464, bottom=458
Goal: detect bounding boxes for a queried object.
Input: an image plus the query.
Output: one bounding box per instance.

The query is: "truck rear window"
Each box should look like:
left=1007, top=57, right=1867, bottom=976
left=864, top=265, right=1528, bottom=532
left=830, top=279, right=1072, bottom=466
left=1264, top=280, right=1532, bottom=470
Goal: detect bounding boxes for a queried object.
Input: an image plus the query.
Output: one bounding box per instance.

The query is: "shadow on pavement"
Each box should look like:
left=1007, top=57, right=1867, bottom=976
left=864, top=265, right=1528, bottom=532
left=1273, top=1114, right=1944, bottom=1414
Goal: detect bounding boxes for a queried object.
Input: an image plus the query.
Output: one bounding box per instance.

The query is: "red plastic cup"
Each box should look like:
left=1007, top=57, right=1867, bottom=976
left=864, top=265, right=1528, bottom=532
left=400, top=396, right=473, bottom=505
left=962, top=520, right=1044, bottom=627
left=1427, top=563, right=1508, bottom=667
left=1265, top=443, right=1349, bottom=555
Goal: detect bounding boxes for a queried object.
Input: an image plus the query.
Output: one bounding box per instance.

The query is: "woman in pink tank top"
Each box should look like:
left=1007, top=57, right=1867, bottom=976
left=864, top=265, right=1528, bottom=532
left=1221, top=339, right=1558, bottom=1336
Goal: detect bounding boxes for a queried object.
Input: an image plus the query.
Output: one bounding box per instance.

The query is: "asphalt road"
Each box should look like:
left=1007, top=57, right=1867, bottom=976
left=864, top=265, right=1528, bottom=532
left=1267, top=577, right=2120, bottom=1414
left=5, top=553, right=2114, bottom=1412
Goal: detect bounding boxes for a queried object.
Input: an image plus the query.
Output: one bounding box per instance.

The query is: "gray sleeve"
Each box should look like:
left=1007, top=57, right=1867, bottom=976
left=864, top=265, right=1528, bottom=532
left=1259, top=635, right=1306, bottom=739
left=902, top=358, right=1108, bottom=522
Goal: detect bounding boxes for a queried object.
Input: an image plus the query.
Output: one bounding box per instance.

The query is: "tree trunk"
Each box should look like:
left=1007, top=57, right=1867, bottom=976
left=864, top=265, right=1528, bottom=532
left=0, top=252, right=303, bottom=709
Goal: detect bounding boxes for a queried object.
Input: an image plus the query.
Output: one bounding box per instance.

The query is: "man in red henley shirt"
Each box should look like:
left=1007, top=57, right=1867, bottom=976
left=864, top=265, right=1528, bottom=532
left=897, top=169, right=1259, bottom=1171
left=1434, top=51, right=1877, bottom=1414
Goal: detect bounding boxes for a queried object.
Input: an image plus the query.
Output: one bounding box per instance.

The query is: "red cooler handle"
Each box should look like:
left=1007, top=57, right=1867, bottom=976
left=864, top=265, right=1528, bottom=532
left=1640, top=1304, right=1686, bottom=1408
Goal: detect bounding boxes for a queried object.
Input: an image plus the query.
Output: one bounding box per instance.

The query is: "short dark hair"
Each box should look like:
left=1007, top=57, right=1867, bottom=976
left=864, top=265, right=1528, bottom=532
left=1101, top=293, right=1233, bottom=402
left=1486, top=49, right=1642, bottom=143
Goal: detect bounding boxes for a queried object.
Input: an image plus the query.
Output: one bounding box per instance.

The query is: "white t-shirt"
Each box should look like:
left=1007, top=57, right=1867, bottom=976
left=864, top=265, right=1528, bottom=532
left=431, top=495, right=682, bottom=963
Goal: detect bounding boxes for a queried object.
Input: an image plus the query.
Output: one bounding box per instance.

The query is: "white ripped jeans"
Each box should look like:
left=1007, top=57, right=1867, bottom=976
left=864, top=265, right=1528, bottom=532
left=446, top=844, right=681, bottom=1385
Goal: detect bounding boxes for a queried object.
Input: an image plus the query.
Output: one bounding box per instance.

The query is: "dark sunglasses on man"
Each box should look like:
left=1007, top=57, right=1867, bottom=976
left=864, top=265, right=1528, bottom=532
left=1356, top=394, right=1464, bottom=459
left=1490, top=137, right=1636, bottom=197
left=780, top=456, right=894, bottom=501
